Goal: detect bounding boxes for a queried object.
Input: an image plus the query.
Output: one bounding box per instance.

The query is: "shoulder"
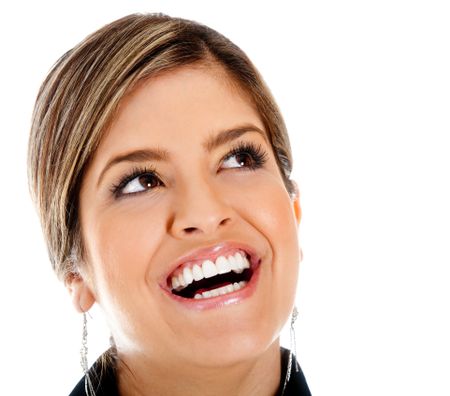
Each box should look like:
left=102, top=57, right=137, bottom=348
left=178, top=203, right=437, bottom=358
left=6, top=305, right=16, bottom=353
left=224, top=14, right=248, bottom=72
left=68, top=354, right=118, bottom=396
left=278, top=347, right=312, bottom=396
left=68, top=376, right=87, bottom=396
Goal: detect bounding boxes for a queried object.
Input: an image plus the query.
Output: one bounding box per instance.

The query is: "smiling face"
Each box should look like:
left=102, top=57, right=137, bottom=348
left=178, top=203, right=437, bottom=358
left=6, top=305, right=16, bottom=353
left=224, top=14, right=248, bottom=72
left=74, top=64, right=301, bottom=369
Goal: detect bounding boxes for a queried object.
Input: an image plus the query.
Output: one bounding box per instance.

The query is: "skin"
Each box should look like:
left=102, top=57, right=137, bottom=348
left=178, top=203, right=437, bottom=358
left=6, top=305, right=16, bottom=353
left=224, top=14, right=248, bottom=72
left=68, top=64, right=302, bottom=396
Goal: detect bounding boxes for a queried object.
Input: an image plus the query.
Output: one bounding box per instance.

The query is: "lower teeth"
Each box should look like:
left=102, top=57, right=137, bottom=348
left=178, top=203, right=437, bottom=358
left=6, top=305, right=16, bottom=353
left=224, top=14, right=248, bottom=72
left=194, top=281, right=247, bottom=299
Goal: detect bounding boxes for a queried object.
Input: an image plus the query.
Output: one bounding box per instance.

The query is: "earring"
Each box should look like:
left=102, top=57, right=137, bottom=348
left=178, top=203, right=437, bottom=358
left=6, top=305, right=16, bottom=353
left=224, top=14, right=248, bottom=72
left=80, top=312, right=95, bottom=395
left=281, top=306, right=300, bottom=396
left=80, top=312, right=88, bottom=373
left=290, top=306, right=300, bottom=373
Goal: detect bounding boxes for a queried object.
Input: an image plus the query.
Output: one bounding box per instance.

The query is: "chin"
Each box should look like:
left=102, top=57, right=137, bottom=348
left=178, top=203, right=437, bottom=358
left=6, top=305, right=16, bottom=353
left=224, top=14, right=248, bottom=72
left=170, top=308, right=285, bottom=368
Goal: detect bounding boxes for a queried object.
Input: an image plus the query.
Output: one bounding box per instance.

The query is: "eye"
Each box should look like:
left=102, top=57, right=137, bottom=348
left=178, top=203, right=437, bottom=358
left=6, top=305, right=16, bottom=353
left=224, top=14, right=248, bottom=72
left=111, top=167, right=163, bottom=198
left=221, top=142, right=268, bottom=170
left=122, top=173, right=162, bottom=194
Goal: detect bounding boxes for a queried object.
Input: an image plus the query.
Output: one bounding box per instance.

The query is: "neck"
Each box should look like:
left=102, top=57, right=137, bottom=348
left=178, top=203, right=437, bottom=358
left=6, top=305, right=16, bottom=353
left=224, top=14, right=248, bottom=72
left=117, top=341, right=282, bottom=396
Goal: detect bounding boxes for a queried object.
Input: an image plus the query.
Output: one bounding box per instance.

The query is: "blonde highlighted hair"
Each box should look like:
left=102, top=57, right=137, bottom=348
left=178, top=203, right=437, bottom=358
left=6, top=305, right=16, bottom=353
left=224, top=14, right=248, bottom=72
left=28, top=13, right=295, bottom=280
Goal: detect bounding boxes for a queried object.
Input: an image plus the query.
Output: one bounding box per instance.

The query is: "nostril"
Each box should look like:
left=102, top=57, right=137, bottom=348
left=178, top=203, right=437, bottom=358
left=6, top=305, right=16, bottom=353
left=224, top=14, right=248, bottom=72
left=184, top=227, right=198, bottom=234
left=182, top=220, right=229, bottom=235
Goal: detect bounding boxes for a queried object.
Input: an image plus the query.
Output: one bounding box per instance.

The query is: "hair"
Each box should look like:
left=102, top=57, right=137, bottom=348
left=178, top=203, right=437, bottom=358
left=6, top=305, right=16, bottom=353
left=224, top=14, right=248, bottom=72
left=28, top=13, right=295, bottom=281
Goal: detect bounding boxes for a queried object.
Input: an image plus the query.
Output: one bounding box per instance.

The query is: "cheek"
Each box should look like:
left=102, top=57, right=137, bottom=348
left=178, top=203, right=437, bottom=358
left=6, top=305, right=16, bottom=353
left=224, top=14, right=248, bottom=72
left=258, top=186, right=300, bottom=274
left=236, top=173, right=300, bottom=309
left=233, top=171, right=299, bottom=250
left=82, top=202, right=166, bottom=297
left=82, top=203, right=173, bottom=349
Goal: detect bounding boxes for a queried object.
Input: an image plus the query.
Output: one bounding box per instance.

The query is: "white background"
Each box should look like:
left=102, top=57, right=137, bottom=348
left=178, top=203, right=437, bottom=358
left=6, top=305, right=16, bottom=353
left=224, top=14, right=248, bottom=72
left=1, top=1, right=449, bottom=395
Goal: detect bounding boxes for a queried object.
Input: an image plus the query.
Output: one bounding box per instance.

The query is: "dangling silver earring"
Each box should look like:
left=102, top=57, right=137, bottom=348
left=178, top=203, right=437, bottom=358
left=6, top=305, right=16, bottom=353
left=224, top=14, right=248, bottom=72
left=80, top=312, right=95, bottom=396
left=290, top=306, right=300, bottom=373
left=81, top=312, right=88, bottom=373
left=281, top=306, right=300, bottom=396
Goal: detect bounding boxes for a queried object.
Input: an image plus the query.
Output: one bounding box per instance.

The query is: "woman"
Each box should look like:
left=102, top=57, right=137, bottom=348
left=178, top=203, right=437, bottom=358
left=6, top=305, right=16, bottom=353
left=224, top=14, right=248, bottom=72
left=28, top=13, right=311, bottom=396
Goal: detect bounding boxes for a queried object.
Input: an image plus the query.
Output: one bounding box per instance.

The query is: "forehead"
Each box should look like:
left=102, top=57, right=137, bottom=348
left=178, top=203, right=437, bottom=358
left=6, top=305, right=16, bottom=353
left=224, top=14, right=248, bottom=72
left=96, top=64, right=264, bottom=155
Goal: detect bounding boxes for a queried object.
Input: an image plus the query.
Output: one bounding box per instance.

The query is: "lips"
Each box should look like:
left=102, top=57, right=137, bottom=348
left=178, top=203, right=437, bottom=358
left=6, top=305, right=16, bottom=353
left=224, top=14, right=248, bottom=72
left=164, top=242, right=261, bottom=300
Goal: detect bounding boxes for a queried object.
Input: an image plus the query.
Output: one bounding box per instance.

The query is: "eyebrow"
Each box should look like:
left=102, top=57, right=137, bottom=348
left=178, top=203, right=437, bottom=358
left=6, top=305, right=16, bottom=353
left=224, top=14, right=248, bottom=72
left=202, top=125, right=266, bottom=152
left=97, top=124, right=267, bottom=187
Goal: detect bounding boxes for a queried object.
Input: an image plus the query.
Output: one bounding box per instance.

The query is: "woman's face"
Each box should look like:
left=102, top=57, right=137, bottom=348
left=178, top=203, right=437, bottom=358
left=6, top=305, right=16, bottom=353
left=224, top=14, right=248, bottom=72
left=76, top=65, right=301, bottom=368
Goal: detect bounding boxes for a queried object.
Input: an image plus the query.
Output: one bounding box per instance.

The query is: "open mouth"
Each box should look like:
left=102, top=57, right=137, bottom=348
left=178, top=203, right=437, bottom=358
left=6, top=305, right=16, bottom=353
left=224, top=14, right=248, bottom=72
left=168, top=251, right=255, bottom=299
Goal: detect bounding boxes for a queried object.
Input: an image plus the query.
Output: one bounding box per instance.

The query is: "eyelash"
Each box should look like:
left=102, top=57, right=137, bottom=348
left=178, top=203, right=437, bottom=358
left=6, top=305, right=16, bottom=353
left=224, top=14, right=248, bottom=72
left=223, top=142, right=269, bottom=171
left=110, top=142, right=269, bottom=198
left=109, top=165, right=159, bottom=198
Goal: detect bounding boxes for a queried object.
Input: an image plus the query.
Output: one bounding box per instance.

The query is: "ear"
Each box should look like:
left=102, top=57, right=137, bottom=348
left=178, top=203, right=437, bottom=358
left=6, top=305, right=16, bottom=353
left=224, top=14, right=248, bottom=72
left=290, top=180, right=302, bottom=226
left=293, top=196, right=302, bottom=226
left=65, top=272, right=96, bottom=313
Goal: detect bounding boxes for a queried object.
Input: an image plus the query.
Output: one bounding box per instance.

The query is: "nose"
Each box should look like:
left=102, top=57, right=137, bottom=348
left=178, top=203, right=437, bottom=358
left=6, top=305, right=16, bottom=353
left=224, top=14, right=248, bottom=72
left=169, top=176, right=234, bottom=238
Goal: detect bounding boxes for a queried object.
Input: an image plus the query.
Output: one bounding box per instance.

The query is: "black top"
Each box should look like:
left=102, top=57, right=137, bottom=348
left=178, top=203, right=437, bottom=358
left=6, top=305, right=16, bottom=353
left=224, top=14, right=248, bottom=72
left=69, top=348, right=311, bottom=395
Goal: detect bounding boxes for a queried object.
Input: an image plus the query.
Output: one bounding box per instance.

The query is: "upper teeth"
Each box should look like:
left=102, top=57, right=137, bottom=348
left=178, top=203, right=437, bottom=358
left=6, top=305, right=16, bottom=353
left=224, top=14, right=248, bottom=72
left=171, top=251, right=250, bottom=290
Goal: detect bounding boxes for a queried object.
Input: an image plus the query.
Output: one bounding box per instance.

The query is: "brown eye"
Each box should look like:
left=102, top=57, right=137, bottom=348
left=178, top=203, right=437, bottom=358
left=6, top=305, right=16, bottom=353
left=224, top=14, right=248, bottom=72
left=235, top=152, right=254, bottom=167
left=222, top=151, right=255, bottom=169
left=121, top=172, right=163, bottom=195
left=221, top=143, right=268, bottom=171
left=138, top=174, right=161, bottom=189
